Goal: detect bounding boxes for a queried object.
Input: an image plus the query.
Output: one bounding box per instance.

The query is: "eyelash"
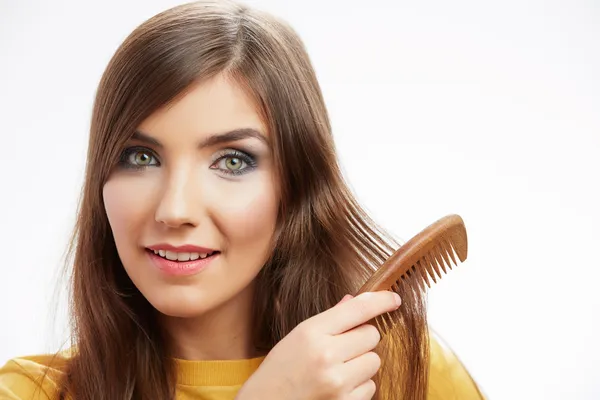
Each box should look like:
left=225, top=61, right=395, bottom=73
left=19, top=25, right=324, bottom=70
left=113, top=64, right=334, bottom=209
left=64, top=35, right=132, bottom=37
left=210, top=149, right=258, bottom=176
left=117, top=146, right=258, bottom=176
left=117, top=146, right=159, bottom=170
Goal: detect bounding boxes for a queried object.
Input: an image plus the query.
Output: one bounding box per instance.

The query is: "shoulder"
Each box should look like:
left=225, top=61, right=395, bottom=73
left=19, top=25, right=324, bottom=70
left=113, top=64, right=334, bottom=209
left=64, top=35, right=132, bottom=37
left=0, top=348, right=72, bottom=400
left=428, top=331, right=487, bottom=400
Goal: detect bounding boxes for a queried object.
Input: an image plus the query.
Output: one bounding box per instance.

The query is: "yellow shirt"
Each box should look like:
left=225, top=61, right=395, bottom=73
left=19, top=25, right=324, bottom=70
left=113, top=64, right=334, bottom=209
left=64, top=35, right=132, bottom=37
left=0, top=335, right=485, bottom=399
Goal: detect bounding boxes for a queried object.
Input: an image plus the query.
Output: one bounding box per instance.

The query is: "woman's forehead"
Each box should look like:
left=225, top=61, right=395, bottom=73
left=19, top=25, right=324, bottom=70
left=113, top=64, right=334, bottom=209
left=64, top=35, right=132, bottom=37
left=137, top=74, right=269, bottom=143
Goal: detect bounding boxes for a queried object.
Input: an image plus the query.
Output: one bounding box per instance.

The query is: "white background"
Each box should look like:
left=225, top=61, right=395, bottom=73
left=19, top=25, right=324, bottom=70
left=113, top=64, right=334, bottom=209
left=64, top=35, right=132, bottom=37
left=1, top=0, right=599, bottom=399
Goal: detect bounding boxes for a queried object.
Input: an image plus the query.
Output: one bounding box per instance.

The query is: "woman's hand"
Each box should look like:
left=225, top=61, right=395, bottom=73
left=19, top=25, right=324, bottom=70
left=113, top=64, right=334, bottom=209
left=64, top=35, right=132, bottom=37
left=236, top=291, right=402, bottom=400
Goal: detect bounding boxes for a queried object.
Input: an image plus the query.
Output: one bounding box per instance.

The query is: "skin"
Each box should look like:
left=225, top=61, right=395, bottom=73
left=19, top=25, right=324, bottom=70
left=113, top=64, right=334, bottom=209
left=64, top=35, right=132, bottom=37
left=102, top=73, right=279, bottom=361
left=236, top=292, right=402, bottom=400
left=100, top=72, right=400, bottom=399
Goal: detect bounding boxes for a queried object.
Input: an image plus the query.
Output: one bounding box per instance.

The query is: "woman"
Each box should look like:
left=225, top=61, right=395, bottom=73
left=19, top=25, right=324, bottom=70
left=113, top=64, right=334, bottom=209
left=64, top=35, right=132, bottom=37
left=0, top=1, right=485, bottom=399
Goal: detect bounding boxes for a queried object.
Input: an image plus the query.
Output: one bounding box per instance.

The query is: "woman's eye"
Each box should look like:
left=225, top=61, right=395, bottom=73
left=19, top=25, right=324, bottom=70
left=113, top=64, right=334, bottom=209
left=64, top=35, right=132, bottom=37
left=211, top=151, right=257, bottom=176
left=219, top=156, right=246, bottom=171
left=118, top=147, right=159, bottom=169
left=133, top=151, right=153, bottom=165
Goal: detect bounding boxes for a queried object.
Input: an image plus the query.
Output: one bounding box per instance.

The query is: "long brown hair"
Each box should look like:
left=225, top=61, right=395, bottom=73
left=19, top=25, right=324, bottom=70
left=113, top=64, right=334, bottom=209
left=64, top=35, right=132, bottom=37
left=58, top=1, right=429, bottom=398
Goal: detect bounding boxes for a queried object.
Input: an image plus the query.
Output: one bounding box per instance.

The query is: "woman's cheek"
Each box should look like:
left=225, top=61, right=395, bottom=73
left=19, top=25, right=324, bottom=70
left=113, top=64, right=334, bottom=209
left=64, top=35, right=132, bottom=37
left=103, top=174, right=159, bottom=243
left=210, top=177, right=279, bottom=246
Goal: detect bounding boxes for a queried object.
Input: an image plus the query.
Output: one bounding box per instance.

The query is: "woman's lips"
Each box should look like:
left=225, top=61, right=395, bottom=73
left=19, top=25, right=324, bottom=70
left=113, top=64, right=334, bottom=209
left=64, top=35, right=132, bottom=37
left=146, top=249, right=219, bottom=276
left=146, top=243, right=217, bottom=254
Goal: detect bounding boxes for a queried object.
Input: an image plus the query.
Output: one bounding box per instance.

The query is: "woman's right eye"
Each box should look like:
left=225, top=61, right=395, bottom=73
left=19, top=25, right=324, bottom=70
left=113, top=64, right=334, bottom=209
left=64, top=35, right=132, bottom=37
left=118, top=147, right=160, bottom=169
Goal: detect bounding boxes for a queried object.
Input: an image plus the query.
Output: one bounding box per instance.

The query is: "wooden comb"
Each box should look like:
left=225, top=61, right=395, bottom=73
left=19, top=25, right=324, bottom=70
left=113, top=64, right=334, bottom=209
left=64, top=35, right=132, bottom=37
left=356, top=214, right=468, bottom=333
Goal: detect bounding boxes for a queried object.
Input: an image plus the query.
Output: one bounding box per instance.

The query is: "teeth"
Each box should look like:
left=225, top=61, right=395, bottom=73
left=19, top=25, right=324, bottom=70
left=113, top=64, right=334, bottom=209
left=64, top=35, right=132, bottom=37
left=152, top=249, right=215, bottom=261
left=177, top=252, right=191, bottom=261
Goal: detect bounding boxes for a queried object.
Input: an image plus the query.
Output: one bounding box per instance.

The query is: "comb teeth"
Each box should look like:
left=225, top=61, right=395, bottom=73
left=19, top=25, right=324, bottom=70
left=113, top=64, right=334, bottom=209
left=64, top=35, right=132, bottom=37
left=374, top=300, right=401, bottom=336
left=372, top=242, right=464, bottom=335
left=411, top=242, right=458, bottom=287
left=358, top=215, right=469, bottom=336
left=397, top=240, right=463, bottom=291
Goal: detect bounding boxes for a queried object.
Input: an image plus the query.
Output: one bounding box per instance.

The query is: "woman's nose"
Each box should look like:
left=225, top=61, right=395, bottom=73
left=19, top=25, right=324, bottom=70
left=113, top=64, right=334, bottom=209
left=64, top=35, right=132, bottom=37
left=154, top=173, right=200, bottom=228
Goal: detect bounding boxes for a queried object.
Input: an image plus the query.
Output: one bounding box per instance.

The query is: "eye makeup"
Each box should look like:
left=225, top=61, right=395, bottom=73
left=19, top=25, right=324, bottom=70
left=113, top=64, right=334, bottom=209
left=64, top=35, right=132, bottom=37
left=115, top=145, right=259, bottom=176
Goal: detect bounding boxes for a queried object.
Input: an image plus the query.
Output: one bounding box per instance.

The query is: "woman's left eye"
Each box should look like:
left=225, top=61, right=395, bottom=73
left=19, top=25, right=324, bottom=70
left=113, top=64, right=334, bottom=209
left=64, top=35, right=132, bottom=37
left=211, top=150, right=256, bottom=176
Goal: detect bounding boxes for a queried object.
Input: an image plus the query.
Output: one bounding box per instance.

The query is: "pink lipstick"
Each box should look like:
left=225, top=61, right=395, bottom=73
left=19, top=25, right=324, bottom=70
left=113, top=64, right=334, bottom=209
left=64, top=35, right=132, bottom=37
left=146, top=244, right=220, bottom=276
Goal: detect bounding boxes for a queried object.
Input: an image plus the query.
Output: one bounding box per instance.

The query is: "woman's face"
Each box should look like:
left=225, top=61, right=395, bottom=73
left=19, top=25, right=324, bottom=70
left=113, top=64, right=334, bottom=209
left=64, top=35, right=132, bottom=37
left=103, top=74, right=279, bottom=318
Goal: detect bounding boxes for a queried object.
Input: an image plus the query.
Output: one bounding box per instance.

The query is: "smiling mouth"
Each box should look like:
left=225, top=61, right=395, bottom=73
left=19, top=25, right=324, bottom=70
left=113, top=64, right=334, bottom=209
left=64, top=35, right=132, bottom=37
left=147, top=249, right=220, bottom=262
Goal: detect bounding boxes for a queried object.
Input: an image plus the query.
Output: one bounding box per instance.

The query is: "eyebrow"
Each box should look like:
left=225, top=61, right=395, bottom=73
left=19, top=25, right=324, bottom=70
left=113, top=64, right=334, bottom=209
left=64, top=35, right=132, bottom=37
left=130, top=128, right=269, bottom=149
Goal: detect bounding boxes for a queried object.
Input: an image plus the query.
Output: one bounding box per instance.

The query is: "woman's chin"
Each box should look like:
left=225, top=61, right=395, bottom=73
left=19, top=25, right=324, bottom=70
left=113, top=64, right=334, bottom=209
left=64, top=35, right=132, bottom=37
left=148, top=289, right=215, bottom=319
left=154, top=303, right=211, bottom=319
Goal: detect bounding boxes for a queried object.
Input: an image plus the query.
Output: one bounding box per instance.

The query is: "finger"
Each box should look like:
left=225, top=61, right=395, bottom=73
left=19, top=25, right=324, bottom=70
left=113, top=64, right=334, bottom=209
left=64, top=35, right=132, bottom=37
left=337, top=294, right=354, bottom=305
left=348, top=379, right=376, bottom=400
left=313, top=291, right=401, bottom=335
left=333, top=323, right=381, bottom=362
left=340, top=351, right=381, bottom=391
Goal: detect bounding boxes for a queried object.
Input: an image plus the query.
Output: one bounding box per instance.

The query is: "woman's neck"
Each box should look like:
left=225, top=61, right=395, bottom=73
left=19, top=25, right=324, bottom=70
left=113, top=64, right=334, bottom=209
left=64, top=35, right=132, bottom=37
left=159, top=283, right=262, bottom=360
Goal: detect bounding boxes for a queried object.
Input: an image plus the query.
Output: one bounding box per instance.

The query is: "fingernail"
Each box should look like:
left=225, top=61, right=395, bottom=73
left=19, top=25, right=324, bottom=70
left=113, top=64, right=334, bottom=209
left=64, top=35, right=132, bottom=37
left=338, top=294, right=353, bottom=304
left=393, top=293, right=402, bottom=307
